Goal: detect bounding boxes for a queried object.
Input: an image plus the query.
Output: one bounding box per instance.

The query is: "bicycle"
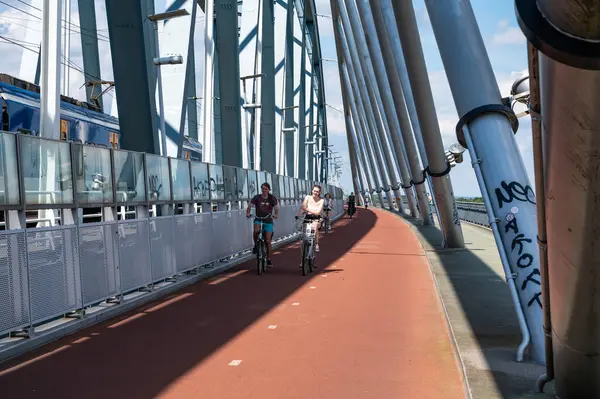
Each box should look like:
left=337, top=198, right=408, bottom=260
left=248, top=213, right=272, bottom=275
left=296, top=214, right=321, bottom=276
left=322, top=209, right=332, bottom=235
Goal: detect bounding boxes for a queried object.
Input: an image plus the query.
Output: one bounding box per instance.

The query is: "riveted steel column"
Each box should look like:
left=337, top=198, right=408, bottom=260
left=307, top=71, right=315, bottom=180
left=516, top=0, right=600, bottom=392
left=105, top=0, right=159, bottom=154
left=77, top=0, right=103, bottom=109
left=215, top=0, right=243, bottom=167
left=202, top=0, right=216, bottom=162
left=259, top=0, right=276, bottom=172
left=391, top=0, right=464, bottom=248
left=283, top=1, right=295, bottom=176
left=368, top=0, right=432, bottom=224
left=298, top=17, right=307, bottom=179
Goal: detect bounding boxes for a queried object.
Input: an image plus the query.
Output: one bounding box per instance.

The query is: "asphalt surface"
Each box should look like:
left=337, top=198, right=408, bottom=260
left=0, top=208, right=465, bottom=398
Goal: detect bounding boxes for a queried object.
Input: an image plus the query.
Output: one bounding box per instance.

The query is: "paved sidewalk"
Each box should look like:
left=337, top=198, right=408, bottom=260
left=0, top=208, right=466, bottom=399
left=404, top=215, right=555, bottom=399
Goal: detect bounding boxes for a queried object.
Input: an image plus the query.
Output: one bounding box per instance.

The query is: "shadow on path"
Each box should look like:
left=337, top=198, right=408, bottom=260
left=0, top=210, right=377, bottom=399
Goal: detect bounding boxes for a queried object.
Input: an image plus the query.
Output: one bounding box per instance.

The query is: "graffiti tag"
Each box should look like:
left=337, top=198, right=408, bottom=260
left=495, top=181, right=536, bottom=209
left=504, top=212, right=542, bottom=308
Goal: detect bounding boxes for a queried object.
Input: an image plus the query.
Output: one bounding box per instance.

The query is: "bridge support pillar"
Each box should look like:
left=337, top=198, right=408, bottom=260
left=391, top=0, right=464, bottom=246
left=105, top=0, right=159, bottom=154
left=351, top=0, right=418, bottom=218
left=516, top=0, right=600, bottom=395
left=424, top=0, right=543, bottom=361
left=77, top=0, right=103, bottom=109
left=334, top=1, right=390, bottom=210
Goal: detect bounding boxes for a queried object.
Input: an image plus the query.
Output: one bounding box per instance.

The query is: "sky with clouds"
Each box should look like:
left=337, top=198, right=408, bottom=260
left=314, top=0, right=533, bottom=197
left=0, top=0, right=533, bottom=197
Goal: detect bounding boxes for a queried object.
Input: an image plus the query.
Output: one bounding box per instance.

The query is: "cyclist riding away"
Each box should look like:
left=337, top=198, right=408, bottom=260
left=298, top=184, right=325, bottom=252
left=323, top=193, right=333, bottom=231
left=246, top=182, right=278, bottom=267
left=347, top=192, right=356, bottom=217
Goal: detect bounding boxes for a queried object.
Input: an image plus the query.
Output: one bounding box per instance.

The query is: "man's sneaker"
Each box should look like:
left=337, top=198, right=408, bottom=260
left=252, top=245, right=257, bottom=254
left=315, top=244, right=320, bottom=253
left=266, top=259, right=273, bottom=267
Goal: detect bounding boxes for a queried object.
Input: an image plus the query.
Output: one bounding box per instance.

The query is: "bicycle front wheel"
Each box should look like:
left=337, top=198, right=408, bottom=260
left=256, top=240, right=265, bottom=275
left=301, top=240, right=309, bottom=276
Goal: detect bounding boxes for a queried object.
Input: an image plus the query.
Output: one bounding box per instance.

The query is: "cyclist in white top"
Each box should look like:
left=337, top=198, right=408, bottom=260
left=298, top=184, right=325, bottom=252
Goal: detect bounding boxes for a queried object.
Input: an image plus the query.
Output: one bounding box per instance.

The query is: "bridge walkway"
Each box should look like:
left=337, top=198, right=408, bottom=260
left=0, top=208, right=465, bottom=399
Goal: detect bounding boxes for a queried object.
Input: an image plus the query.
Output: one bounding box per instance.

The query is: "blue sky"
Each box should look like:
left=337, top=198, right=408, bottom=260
left=0, top=0, right=533, bottom=197
left=315, top=0, right=533, bottom=197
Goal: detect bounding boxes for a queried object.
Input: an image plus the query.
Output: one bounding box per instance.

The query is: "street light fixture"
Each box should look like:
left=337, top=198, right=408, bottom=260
left=502, top=72, right=531, bottom=119
left=445, top=142, right=467, bottom=167
left=153, top=55, right=184, bottom=65
left=147, top=9, right=190, bottom=157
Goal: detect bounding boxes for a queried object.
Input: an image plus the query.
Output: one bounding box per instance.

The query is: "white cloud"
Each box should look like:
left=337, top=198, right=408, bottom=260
left=492, top=25, right=525, bottom=45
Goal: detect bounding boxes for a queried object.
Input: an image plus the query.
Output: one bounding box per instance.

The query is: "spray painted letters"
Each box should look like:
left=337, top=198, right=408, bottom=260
left=496, top=189, right=542, bottom=308
left=495, top=180, right=536, bottom=209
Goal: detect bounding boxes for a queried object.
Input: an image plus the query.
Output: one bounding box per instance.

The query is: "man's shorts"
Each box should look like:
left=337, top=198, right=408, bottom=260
left=254, top=220, right=274, bottom=233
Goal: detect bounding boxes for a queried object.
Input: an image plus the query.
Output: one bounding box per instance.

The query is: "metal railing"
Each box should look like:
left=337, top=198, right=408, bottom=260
left=0, top=131, right=345, bottom=340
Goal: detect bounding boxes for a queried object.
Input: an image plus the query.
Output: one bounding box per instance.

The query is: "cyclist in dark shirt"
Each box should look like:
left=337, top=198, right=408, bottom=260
left=347, top=192, right=356, bottom=216
left=246, top=182, right=279, bottom=267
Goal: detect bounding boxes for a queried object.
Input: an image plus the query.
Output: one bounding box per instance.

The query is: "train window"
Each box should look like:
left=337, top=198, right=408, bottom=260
left=109, top=132, right=119, bottom=149
left=60, top=119, right=68, bottom=141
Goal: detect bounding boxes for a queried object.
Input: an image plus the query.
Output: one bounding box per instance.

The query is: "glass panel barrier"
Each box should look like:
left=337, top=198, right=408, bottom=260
left=170, top=158, right=192, bottom=202
left=247, top=170, right=258, bottom=198
left=20, top=135, right=73, bottom=206
left=270, top=173, right=279, bottom=197
left=255, top=171, right=265, bottom=189
left=73, top=144, right=114, bottom=205
left=279, top=175, right=287, bottom=199
left=223, top=166, right=237, bottom=201
left=0, top=132, right=20, bottom=207
left=114, top=149, right=146, bottom=203
left=191, top=162, right=210, bottom=201
left=236, top=168, right=248, bottom=199
left=209, top=164, right=224, bottom=200
left=265, top=172, right=273, bottom=193
left=146, top=154, right=172, bottom=202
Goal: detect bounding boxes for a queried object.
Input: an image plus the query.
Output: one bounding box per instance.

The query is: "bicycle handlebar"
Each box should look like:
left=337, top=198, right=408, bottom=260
left=248, top=213, right=273, bottom=220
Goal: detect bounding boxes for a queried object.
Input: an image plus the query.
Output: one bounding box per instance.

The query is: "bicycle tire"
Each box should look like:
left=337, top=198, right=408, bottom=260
left=256, top=240, right=264, bottom=275
left=261, top=241, right=268, bottom=274
left=301, top=241, right=309, bottom=276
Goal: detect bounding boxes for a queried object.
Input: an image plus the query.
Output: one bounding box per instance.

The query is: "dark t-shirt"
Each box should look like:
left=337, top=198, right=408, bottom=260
left=348, top=195, right=356, bottom=204
left=251, top=194, right=278, bottom=223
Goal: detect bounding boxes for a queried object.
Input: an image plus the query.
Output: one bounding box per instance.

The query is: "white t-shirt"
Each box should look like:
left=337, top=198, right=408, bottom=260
left=304, top=195, right=324, bottom=215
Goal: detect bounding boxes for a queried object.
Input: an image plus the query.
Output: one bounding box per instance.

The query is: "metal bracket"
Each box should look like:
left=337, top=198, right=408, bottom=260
left=456, top=104, right=519, bottom=148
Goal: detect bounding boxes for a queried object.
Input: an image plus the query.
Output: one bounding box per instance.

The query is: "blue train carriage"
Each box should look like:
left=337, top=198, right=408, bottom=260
left=0, top=74, right=201, bottom=226
left=0, top=73, right=120, bottom=146
left=0, top=73, right=203, bottom=160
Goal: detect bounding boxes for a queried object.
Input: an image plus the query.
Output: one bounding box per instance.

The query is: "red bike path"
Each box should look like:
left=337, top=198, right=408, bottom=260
left=0, top=208, right=466, bottom=398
